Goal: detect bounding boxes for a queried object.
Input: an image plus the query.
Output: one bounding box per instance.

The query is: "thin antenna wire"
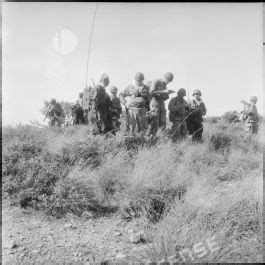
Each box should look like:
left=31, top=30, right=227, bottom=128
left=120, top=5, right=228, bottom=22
left=187, top=71, right=189, bottom=101
left=85, top=2, right=98, bottom=88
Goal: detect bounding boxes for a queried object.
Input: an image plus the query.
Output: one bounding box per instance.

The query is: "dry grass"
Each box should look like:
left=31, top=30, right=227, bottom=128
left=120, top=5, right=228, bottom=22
left=2, top=120, right=263, bottom=262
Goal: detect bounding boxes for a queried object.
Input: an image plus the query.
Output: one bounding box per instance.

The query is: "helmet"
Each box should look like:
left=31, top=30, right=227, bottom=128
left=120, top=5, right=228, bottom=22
left=177, top=88, right=186, bottom=97
left=192, top=89, right=201, bottom=96
left=97, top=72, right=110, bottom=87
left=250, top=96, right=257, bottom=103
left=164, top=72, right=174, bottom=83
left=79, top=92, right=84, bottom=98
left=135, top=72, right=144, bottom=82
left=50, top=98, right=56, bottom=104
left=110, top=86, right=118, bottom=93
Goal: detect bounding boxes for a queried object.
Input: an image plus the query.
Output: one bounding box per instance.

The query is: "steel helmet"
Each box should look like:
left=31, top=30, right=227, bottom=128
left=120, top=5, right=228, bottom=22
left=164, top=72, right=174, bottom=83
left=135, top=72, right=145, bottom=82
left=97, top=72, right=110, bottom=86
left=110, top=86, right=118, bottom=93
left=250, top=96, right=257, bottom=103
left=50, top=98, right=56, bottom=104
left=177, top=88, right=186, bottom=97
left=192, top=89, right=202, bottom=96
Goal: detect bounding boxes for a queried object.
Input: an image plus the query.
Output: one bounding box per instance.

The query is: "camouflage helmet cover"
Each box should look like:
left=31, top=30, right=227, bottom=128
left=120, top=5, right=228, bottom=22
left=135, top=72, right=145, bottom=82
left=177, top=88, right=186, bottom=96
left=192, top=89, right=202, bottom=96
left=164, top=72, right=174, bottom=82
left=110, top=86, right=118, bottom=93
left=250, top=96, right=257, bottom=103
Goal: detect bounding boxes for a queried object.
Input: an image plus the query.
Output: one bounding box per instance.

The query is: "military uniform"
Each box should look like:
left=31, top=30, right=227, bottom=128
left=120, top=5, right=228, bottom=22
left=168, top=96, right=189, bottom=142
left=243, top=104, right=259, bottom=134
left=120, top=83, right=150, bottom=134
left=110, top=96, right=122, bottom=130
left=47, top=102, right=65, bottom=127
left=88, top=84, right=114, bottom=135
left=186, top=99, right=206, bottom=142
left=146, top=79, right=169, bottom=136
left=72, top=102, right=85, bottom=125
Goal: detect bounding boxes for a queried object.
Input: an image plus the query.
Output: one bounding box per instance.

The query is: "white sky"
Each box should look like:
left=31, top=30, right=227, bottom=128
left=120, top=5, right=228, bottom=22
left=2, top=2, right=263, bottom=126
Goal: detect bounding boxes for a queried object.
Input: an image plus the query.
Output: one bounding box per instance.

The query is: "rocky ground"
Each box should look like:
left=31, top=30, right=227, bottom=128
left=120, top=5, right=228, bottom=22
left=2, top=200, right=155, bottom=264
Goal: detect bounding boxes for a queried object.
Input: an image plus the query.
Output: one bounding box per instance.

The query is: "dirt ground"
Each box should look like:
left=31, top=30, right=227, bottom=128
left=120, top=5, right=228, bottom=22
left=2, top=200, right=153, bottom=264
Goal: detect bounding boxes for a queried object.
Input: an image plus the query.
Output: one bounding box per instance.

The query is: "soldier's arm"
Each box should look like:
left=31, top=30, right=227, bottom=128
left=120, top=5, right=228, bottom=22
left=201, top=102, right=207, bottom=116
left=150, top=80, right=161, bottom=97
left=119, top=86, right=130, bottom=105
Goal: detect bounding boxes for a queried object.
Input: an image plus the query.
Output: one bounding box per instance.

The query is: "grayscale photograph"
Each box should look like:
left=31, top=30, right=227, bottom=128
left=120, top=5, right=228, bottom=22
left=1, top=1, right=263, bottom=263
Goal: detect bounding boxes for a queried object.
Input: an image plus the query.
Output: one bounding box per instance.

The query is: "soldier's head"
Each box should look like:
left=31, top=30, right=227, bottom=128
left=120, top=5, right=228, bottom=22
left=193, top=89, right=202, bottom=100
left=135, top=72, right=145, bottom=86
left=164, top=72, right=174, bottom=84
left=110, top=86, right=118, bottom=97
left=50, top=98, right=56, bottom=105
left=79, top=92, right=84, bottom=98
left=97, top=72, right=110, bottom=87
left=250, top=96, right=257, bottom=105
left=177, top=88, right=186, bottom=98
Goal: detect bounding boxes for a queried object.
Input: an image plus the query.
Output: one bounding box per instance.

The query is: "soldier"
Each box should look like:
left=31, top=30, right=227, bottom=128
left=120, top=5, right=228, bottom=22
left=119, top=72, right=150, bottom=134
left=146, top=72, right=175, bottom=137
left=88, top=73, right=115, bottom=135
left=186, top=89, right=207, bottom=142
left=46, top=99, right=65, bottom=127
left=72, top=100, right=85, bottom=125
left=240, top=96, right=259, bottom=134
left=168, top=88, right=189, bottom=142
left=109, top=86, right=122, bottom=131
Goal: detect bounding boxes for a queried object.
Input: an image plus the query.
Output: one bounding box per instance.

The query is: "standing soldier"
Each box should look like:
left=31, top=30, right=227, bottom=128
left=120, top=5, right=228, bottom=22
left=240, top=96, right=259, bottom=134
left=83, top=86, right=93, bottom=124
left=109, top=86, right=122, bottom=131
left=168, top=88, right=189, bottom=142
left=119, top=72, right=150, bottom=135
left=45, top=99, right=65, bottom=127
left=88, top=73, right=115, bottom=135
left=186, top=89, right=207, bottom=142
left=146, top=72, right=175, bottom=137
left=72, top=100, right=85, bottom=125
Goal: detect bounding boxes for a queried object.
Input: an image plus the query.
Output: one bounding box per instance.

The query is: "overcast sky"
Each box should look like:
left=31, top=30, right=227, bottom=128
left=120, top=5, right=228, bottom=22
left=2, top=2, right=263, bottom=126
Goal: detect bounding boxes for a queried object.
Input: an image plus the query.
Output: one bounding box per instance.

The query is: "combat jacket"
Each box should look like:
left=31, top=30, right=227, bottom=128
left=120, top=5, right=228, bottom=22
left=110, top=96, right=122, bottom=118
left=120, top=83, right=150, bottom=109
left=150, top=79, right=169, bottom=109
left=244, top=104, right=259, bottom=123
left=91, top=84, right=111, bottom=111
left=188, top=99, right=206, bottom=122
left=168, top=96, right=189, bottom=122
left=48, top=103, right=64, bottom=118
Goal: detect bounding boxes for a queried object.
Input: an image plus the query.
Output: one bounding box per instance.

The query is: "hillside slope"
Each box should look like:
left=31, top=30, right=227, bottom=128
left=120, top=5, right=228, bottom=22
left=2, top=121, right=263, bottom=263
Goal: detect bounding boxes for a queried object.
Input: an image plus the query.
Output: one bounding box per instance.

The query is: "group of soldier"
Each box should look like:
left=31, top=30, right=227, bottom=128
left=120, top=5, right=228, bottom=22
left=45, top=72, right=259, bottom=142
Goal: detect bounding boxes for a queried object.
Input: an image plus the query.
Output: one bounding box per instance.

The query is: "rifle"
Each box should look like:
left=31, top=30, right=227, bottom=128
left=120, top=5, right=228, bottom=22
left=43, top=104, right=55, bottom=122
left=43, top=112, right=49, bottom=122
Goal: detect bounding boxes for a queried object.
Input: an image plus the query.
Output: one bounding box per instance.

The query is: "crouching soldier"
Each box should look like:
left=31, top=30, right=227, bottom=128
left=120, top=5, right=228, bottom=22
left=46, top=98, right=65, bottom=127
left=168, top=88, right=189, bottom=142
left=240, top=96, right=259, bottom=134
left=109, top=86, right=122, bottom=131
left=186, top=89, right=207, bottom=142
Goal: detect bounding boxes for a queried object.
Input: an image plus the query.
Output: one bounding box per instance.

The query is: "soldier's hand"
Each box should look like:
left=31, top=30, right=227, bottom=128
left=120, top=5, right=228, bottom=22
left=167, top=89, right=175, bottom=94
